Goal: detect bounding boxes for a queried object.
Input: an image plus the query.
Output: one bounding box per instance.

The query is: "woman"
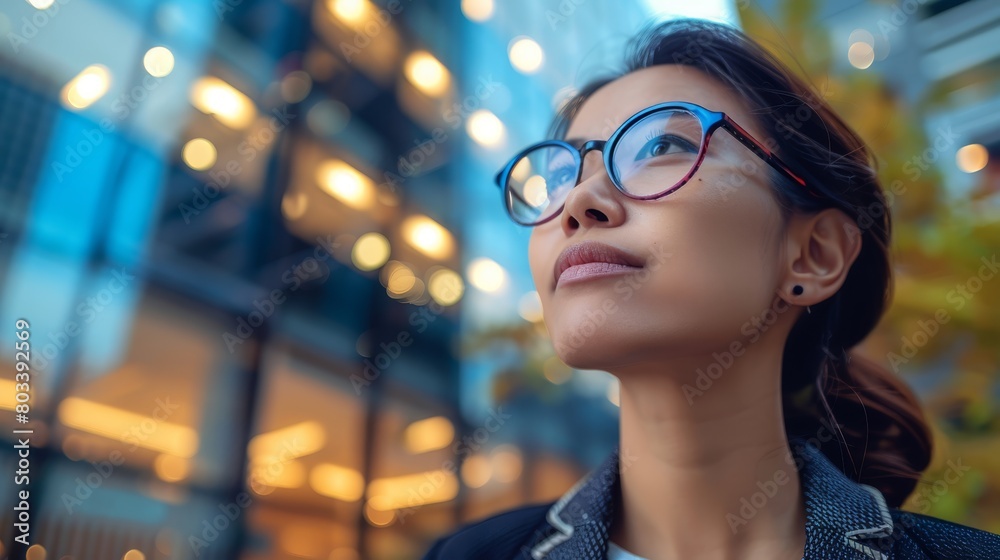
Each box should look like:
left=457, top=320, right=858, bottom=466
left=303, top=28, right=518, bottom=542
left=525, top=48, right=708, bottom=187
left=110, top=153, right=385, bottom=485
left=423, top=18, right=1000, bottom=560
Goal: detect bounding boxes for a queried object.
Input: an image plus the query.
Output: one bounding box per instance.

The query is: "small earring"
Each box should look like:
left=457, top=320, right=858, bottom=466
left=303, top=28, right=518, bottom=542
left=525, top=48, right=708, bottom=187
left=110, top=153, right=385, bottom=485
left=791, top=285, right=811, bottom=313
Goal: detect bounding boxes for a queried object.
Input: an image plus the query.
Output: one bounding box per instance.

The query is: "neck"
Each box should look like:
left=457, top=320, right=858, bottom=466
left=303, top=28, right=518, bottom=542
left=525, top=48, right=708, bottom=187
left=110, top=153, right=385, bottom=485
left=608, top=349, right=807, bottom=560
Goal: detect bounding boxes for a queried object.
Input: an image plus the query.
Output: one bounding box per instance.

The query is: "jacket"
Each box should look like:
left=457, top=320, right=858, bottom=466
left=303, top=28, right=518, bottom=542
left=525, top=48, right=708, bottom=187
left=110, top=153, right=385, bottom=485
left=422, top=437, right=1000, bottom=559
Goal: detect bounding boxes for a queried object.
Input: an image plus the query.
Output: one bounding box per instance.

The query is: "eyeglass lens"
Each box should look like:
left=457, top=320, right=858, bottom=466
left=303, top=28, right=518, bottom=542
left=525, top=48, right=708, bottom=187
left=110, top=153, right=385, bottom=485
left=504, top=107, right=706, bottom=224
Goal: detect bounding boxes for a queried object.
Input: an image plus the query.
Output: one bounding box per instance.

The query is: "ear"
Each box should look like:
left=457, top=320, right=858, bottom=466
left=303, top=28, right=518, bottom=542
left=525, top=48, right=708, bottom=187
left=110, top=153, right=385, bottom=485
left=781, top=208, right=862, bottom=306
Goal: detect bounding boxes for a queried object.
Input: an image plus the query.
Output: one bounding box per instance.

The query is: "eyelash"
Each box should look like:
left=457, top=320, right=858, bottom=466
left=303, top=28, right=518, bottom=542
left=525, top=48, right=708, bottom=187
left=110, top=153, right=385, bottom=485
left=644, top=129, right=665, bottom=142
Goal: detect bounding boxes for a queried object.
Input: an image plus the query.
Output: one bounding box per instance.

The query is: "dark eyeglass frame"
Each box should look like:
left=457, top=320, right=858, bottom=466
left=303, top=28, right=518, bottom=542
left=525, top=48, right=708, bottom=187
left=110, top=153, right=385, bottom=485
left=493, top=101, right=824, bottom=226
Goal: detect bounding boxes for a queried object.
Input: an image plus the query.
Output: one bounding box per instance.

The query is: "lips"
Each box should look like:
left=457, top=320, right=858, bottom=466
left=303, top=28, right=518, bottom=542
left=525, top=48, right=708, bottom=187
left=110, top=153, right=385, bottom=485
left=553, top=241, right=645, bottom=286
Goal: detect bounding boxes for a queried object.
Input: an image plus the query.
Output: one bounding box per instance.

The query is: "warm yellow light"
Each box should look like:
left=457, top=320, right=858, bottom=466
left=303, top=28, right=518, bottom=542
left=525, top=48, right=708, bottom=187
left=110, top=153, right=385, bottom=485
left=249, top=458, right=306, bottom=488
left=310, top=463, right=365, bottom=501
left=518, top=291, right=542, bottom=322
left=367, top=469, right=459, bottom=510
left=190, top=76, right=257, bottom=129
left=182, top=138, right=217, bottom=171
left=404, top=51, right=450, bottom=97
left=26, top=544, right=45, bottom=560
left=249, top=420, right=326, bottom=460
left=956, top=143, right=989, bottom=173
left=249, top=476, right=275, bottom=495
left=543, top=356, right=572, bottom=384
left=123, top=549, right=145, bottom=560
left=62, top=64, right=111, bottom=110
left=467, top=109, right=505, bottom=147
left=522, top=175, right=548, bottom=207
left=848, top=42, right=874, bottom=69
left=280, top=526, right=327, bottom=558
left=57, top=397, right=198, bottom=457
left=327, top=0, right=371, bottom=27
left=468, top=257, right=506, bottom=292
left=154, top=454, right=190, bottom=482
left=401, top=215, right=454, bottom=259
left=352, top=232, right=391, bottom=271
left=401, top=278, right=426, bottom=301
left=281, top=70, right=312, bottom=103
left=281, top=192, right=309, bottom=220
left=316, top=160, right=377, bottom=210
left=0, top=378, right=29, bottom=410
left=490, top=445, right=523, bottom=483
left=28, top=0, right=55, bottom=9
left=143, top=46, right=175, bottom=78
left=508, top=37, right=544, bottom=73
left=461, top=0, right=494, bottom=21
left=386, top=263, right=417, bottom=296
left=511, top=157, right=532, bottom=183
left=427, top=268, right=463, bottom=306
left=364, top=499, right=396, bottom=526
left=461, top=454, right=492, bottom=488
left=403, top=416, right=454, bottom=453
left=330, top=547, right=360, bottom=560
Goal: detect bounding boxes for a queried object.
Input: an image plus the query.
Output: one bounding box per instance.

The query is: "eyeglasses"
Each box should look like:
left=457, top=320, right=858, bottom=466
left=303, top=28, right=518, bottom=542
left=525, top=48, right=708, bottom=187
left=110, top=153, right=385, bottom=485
left=493, top=101, right=823, bottom=226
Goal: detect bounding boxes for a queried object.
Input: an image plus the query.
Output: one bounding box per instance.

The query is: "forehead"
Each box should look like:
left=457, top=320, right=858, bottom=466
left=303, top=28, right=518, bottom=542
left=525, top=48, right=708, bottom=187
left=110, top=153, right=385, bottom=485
left=565, top=64, right=762, bottom=141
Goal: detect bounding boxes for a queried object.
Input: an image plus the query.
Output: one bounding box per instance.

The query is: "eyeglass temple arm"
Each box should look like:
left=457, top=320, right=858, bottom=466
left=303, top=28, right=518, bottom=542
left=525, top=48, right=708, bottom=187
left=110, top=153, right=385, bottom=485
left=720, top=117, right=823, bottom=199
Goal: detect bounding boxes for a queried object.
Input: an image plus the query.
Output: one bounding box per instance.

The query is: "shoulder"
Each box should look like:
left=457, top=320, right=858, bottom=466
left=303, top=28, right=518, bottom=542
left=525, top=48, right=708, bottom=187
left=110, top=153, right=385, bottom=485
left=420, top=501, right=555, bottom=560
left=889, top=508, right=1000, bottom=559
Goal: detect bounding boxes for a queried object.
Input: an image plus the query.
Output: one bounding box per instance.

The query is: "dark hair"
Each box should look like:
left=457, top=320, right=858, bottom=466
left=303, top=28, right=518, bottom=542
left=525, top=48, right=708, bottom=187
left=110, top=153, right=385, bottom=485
left=549, top=19, right=932, bottom=508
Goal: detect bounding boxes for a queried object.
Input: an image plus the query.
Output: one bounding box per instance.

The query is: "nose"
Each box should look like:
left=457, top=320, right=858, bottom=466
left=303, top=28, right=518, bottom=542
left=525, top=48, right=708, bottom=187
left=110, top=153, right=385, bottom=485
left=559, top=142, right=625, bottom=234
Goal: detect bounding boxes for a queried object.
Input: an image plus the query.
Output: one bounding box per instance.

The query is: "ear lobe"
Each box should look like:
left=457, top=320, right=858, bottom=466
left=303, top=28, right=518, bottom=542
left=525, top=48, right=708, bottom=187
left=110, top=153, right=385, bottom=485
left=786, top=209, right=862, bottom=304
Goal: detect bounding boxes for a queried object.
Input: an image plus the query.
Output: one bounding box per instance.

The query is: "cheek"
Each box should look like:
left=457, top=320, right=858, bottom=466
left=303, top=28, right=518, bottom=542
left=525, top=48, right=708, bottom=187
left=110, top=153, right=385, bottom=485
left=527, top=231, right=546, bottom=289
left=631, top=190, right=781, bottom=330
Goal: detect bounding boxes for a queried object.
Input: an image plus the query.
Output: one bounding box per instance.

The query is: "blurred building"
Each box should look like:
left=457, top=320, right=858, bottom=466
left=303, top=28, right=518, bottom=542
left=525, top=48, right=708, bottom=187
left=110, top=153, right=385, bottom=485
left=780, top=0, right=1000, bottom=203
left=0, top=0, right=469, bottom=558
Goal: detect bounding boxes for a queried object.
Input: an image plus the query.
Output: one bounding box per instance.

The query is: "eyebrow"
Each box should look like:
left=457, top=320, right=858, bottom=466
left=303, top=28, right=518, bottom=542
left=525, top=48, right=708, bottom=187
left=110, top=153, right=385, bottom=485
left=563, top=137, right=586, bottom=149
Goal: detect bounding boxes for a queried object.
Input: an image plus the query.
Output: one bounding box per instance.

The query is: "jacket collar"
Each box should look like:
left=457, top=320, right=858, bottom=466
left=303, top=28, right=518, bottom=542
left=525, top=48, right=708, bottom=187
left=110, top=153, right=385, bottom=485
left=527, top=437, right=895, bottom=560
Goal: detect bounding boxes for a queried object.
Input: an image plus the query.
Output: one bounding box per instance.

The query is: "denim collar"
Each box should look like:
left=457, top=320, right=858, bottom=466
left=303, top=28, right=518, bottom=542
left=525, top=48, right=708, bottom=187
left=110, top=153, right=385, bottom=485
left=527, top=437, right=894, bottom=560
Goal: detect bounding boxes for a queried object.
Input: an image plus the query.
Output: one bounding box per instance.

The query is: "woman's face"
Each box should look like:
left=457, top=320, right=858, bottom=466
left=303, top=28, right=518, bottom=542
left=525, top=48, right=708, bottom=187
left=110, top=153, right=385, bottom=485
left=528, top=64, right=790, bottom=372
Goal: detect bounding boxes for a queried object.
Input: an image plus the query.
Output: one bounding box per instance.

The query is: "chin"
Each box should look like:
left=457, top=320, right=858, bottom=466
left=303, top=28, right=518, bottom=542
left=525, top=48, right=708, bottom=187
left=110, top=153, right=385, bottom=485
left=548, top=322, right=628, bottom=371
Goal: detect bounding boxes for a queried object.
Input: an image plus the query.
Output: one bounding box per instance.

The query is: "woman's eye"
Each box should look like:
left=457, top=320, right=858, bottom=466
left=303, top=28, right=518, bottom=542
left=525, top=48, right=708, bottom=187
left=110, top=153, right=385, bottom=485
left=635, top=134, right=697, bottom=160
left=546, top=164, right=576, bottom=187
